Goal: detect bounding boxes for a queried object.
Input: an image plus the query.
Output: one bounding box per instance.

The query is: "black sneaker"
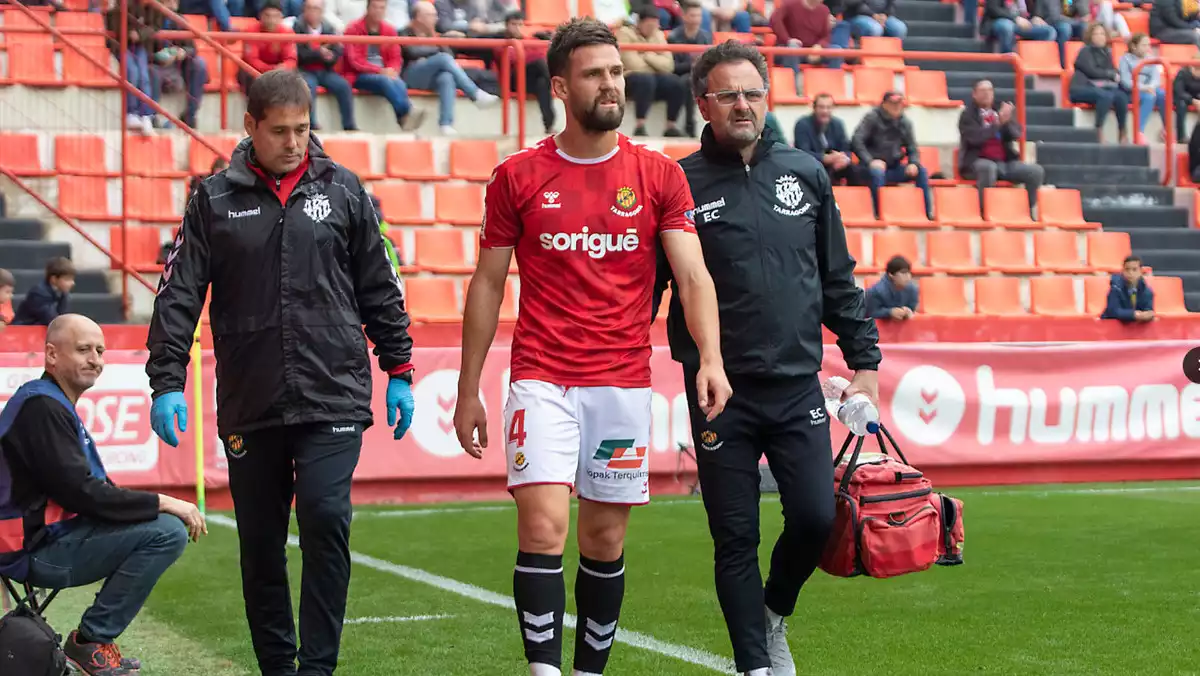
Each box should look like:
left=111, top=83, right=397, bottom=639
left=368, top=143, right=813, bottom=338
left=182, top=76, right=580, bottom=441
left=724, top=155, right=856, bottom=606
left=64, top=630, right=135, bottom=675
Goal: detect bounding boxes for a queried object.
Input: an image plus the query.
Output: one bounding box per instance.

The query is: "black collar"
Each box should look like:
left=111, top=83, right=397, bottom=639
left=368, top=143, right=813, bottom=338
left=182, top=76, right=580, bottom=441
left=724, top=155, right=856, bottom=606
left=699, top=123, right=781, bottom=166
left=226, top=135, right=333, bottom=188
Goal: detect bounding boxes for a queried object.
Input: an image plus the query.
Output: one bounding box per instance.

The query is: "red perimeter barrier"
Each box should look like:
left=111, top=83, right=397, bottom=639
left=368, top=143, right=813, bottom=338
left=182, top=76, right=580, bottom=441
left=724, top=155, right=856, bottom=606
left=2, top=323, right=1199, bottom=507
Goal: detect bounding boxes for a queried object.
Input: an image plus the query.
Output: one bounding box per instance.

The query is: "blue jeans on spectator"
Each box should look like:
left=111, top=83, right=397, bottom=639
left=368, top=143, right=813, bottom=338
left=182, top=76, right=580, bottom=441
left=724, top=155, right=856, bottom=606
left=962, top=0, right=979, bottom=30
left=702, top=8, right=752, bottom=33
left=125, top=46, right=155, bottom=118
left=989, top=17, right=1055, bottom=54
left=402, top=52, right=482, bottom=127
left=26, top=515, right=188, bottom=643
left=1069, top=84, right=1129, bottom=135
left=353, top=73, right=413, bottom=122
left=150, top=56, right=208, bottom=128
left=1053, top=20, right=1080, bottom=67
left=848, top=14, right=908, bottom=39
left=179, top=0, right=233, bottom=31
left=302, top=70, right=357, bottom=130
left=1136, top=88, right=1167, bottom=133
left=869, top=163, right=933, bottom=218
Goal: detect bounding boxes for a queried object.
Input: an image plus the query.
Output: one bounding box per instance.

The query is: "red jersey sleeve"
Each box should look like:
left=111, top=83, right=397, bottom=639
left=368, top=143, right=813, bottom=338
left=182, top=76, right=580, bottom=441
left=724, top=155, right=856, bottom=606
left=481, top=162, right=522, bottom=248
left=656, top=160, right=697, bottom=235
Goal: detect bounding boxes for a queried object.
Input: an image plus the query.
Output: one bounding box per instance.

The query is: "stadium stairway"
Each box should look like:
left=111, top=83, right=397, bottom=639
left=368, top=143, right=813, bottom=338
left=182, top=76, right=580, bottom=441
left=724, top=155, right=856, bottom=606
left=0, top=216, right=125, bottom=323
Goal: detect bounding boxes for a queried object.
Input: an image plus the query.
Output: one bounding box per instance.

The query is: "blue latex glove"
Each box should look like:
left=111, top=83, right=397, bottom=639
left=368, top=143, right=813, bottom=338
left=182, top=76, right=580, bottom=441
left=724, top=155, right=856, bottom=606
left=150, top=391, right=188, bottom=447
left=386, top=378, right=415, bottom=441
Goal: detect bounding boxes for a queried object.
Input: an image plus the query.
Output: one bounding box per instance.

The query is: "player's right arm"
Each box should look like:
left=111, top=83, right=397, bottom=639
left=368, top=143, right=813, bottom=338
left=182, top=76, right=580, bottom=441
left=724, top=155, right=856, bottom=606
left=454, top=163, right=521, bottom=458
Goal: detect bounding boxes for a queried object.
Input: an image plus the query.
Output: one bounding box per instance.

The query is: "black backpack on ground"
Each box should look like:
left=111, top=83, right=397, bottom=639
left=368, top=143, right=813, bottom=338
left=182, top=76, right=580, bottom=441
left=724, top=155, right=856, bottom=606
left=0, top=605, right=69, bottom=676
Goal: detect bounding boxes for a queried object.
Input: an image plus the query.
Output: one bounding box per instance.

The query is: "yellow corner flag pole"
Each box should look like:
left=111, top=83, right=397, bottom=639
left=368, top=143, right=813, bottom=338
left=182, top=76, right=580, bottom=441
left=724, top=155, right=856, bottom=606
left=190, top=322, right=206, bottom=516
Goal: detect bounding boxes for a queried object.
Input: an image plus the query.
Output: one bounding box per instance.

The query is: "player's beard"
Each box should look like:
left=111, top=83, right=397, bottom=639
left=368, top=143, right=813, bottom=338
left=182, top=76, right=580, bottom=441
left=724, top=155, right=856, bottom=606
left=576, top=91, right=624, bottom=133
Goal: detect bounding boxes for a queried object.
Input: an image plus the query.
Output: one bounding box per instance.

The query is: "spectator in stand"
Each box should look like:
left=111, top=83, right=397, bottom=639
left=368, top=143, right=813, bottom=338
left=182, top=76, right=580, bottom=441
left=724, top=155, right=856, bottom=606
left=794, top=93, right=861, bottom=185
left=1064, top=0, right=1130, bottom=39
left=958, top=79, right=1043, bottom=210
left=401, top=2, right=499, bottom=136
left=105, top=0, right=158, bottom=134
left=1149, top=0, right=1200, bottom=45
left=852, top=91, right=932, bottom=219
left=341, top=0, right=426, bottom=131
left=1188, top=111, right=1200, bottom=181
left=148, top=0, right=209, bottom=130
left=619, top=7, right=688, bottom=136
left=498, top=11, right=557, bottom=134
left=1173, top=61, right=1200, bottom=139
left=593, top=0, right=634, bottom=25
left=178, top=0, right=236, bottom=32
left=699, top=0, right=753, bottom=32
left=1101, top=255, right=1156, bottom=322
left=239, top=0, right=298, bottom=92
left=295, top=0, right=358, bottom=131
left=841, top=0, right=907, bottom=39
left=317, top=0, right=368, bottom=32
left=655, top=0, right=684, bottom=29
left=981, top=0, right=1057, bottom=58
left=865, top=255, right=919, bottom=321
left=1033, top=0, right=1081, bottom=68
left=770, top=0, right=837, bottom=71
left=1119, top=33, right=1166, bottom=138
left=11, top=258, right=74, bottom=327
left=1069, top=22, right=1129, bottom=143
left=0, top=269, right=13, bottom=328
left=669, top=1, right=713, bottom=136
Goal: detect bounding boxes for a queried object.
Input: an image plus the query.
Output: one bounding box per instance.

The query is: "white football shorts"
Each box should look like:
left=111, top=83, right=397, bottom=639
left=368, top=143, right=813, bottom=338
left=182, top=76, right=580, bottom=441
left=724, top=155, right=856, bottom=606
left=503, top=379, right=652, bottom=505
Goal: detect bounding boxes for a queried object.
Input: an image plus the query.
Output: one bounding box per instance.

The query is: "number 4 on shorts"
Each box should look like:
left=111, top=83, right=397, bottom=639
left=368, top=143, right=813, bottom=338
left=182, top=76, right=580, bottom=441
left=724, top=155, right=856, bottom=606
left=508, top=409, right=527, bottom=447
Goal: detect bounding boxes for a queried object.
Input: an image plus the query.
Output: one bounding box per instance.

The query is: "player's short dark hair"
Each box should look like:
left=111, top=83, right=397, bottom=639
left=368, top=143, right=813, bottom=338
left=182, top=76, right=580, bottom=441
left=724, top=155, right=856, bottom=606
left=886, top=255, right=911, bottom=276
left=45, top=256, right=75, bottom=281
left=0, top=268, right=13, bottom=289
left=546, top=17, right=618, bottom=78
left=690, top=40, right=768, bottom=98
left=259, top=0, right=282, bottom=14
left=812, top=92, right=834, bottom=106
left=1123, top=254, right=1142, bottom=266
left=247, top=69, right=311, bottom=120
left=680, top=0, right=703, bottom=10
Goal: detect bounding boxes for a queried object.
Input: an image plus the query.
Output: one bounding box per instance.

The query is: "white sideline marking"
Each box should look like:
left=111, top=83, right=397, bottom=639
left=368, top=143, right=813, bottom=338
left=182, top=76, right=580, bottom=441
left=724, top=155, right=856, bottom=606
left=354, top=499, right=701, bottom=519
left=977, top=485, right=1200, bottom=497
left=207, top=515, right=737, bottom=674
left=345, top=614, right=454, bottom=625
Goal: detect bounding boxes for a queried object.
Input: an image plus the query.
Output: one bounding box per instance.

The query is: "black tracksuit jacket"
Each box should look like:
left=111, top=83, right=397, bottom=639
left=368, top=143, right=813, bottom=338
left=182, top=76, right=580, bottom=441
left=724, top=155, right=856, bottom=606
left=653, top=124, right=882, bottom=377
left=146, top=136, right=414, bottom=437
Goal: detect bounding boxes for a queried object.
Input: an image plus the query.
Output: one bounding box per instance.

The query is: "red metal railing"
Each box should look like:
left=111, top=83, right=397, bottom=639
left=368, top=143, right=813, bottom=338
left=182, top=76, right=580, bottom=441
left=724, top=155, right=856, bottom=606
left=1130, top=57, right=1199, bottom=187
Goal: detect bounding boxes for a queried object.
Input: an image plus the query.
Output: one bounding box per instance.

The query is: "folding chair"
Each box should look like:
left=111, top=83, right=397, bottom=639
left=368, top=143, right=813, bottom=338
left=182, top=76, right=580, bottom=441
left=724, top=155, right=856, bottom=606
left=1, top=574, right=60, bottom=616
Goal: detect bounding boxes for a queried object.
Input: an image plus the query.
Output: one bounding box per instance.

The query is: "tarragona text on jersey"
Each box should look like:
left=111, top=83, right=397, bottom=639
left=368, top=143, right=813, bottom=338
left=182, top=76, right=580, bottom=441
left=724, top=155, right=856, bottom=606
left=481, top=134, right=697, bottom=389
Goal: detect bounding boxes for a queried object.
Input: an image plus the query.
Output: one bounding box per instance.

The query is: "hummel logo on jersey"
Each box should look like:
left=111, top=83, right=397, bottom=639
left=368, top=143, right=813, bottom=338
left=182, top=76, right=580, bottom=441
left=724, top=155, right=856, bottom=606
left=541, top=191, right=562, bottom=209
left=228, top=206, right=262, bottom=219
left=539, top=227, right=640, bottom=259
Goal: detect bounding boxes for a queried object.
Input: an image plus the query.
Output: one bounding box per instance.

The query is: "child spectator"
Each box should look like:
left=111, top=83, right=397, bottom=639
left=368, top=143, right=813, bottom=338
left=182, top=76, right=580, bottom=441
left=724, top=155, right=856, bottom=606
left=865, top=255, right=919, bottom=320
left=0, top=268, right=14, bottom=327
left=11, top=258, right=75, bottom=327
left=1101, top=255, right=1156, bottom=322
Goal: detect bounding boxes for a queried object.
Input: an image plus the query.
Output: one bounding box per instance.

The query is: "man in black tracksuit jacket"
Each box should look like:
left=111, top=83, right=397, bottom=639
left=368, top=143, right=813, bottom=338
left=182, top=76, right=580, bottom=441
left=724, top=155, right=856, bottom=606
left=146, top=71, right=415, bottom=676
left=653, top=42, right=881, bottom=676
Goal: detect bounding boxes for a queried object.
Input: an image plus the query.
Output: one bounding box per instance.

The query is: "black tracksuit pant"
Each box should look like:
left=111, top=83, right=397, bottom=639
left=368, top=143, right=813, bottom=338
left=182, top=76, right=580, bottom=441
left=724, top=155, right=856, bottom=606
left=223, top=422, right=363, bottom=676
left=685, top=369, right=836, bottom=673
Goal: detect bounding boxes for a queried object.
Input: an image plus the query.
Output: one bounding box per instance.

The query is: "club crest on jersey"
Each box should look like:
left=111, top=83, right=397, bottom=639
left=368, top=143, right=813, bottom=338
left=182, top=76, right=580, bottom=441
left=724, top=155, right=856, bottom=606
left=227, top=434, right=246, bottom=458
left=612, top=186, right=643, bottom=218
left=304, top=193, right=332, bottom=223
left=773, top=174, right=811, bottom=217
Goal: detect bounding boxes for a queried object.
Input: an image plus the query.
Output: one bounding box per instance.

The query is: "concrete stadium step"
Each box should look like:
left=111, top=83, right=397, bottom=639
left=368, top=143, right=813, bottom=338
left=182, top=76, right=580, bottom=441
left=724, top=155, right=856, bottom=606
left=1132, top=249, right=1200, bottom=270
left=0, top=240, right=71, bottom=270
left=1108, top=227, right=1200, bottom=250
left=909, top=58, right=1014, bottom=73
left=902, top=36, right=986, bottom=53
left=9, top=269, right=111, bottom=295
left=1186, top=291, right=1200, bottom=312
left=1042, top=164, right=1160, bottom=185
left=1024, top=107, right=1077, bottom=126
left=949, top=87, right=1056, bottom=107
left=1035, top=142, right=1149, bottom=166
left=894, top=2, right=957, bottom=22
left=942, top=71, right=1033, bottom=90
left=903, top=20, right=975, bottom=39
left=1083, top=204, right=1189, bottom=230
left=1026, top=125, right=1098, bottom=143
left=0, top=218, right=44, bottom=241
left=1067, top=184, right=1175, bottom=207
left=8, top=293, right=125, bottom=324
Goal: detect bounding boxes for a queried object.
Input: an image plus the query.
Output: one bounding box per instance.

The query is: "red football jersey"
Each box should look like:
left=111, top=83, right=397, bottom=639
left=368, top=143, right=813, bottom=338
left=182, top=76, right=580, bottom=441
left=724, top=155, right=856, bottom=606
left=480, top=134, right=697, bottom=388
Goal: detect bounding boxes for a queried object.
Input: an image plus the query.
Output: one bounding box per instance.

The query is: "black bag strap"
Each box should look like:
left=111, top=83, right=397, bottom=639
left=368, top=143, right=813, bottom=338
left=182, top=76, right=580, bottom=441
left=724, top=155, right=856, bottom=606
left=832, top=422, right=910, bottom=495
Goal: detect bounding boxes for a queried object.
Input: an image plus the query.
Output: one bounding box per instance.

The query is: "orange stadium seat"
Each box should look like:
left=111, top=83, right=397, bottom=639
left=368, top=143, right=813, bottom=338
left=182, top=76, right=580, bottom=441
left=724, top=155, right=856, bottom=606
left=1150, top=275, right=1191, bottom=316
left=662, top=142, right=700, bottom=161
left=126, top=135, right=186, bottom=178
left=919, top=147, right=953, bottom=185
left=435, top=183, right=484, bottom=226
left=1176, top=153, right=1195, bottom=187
left=846, top=230, right=879, bottom=274
left=373, top=182, right=434, bottom=225
left=525, top=0, right=569, bottom=25
left=1037, top=188, right=1099, bottom=229
left=854, top=68, right=894, bottom=105
left=1030, top=276, right=1081, bottom=316
left=1084, top=274, right=1111, bottom=315
left=188, top=135, right=239, bottom=175
left=1086, top=231, right=1131, bottom=272
left=8, top=35, right=59, bottom=86
left=770, top=67, right=805, bottom=105
left=463, top=277, right=518, bottom=322
left=833, top=186, right=879, bottom=228
left=58, top=175, right=114, bottom=221
left=879, top=186, right=932, bottom=228
left=414, top=228, right=474, bottom=274
left=713, top=31, right=755, bottom=44
left=61, top=36, right=113, bottom=87
left=1123, top=10, right=1149, bottom=35
left=1017, top=41, right=1063, bottom=76
left=926, top=231, right=985, bottom=274
left=983, top=187, right=1037, bottom=228
left=800, top=68, right=851, bottom=104
left=386, top=140, right=444, bottom=181
left=405, top=277, right=461, bottom=322
left=872, top=230, right=923, bottom=272
left=450, top=140, right=500, bottom=182
left=981, top=230, right=1037, bottom=273
left=56, top=134, right=110, bottom=176
left=1158, top=43, right=1195, bottom=69
left=859, top=37, right=906, bottom=71
left=107, top=225, right=163, bottom=273
left=55, top=11, right=104, bottom=34
left=1034, top=231, right=1091, bottom=273
left=974, top=276, right=1026, bottom=316
left=1064, top=41, right=1088, bottom=69
left=933, top=186, right=988, bottom=228
left=321, top=138, right=381, bottom=180
left=126, top=177, right=180, bottom=222
left=388, top=234, right=417, bottom=275
left=0, top=133, right=51, bottom=177
left=905, top=71, right=956, bottom=107
left=918, top=276, right=972, bottom=316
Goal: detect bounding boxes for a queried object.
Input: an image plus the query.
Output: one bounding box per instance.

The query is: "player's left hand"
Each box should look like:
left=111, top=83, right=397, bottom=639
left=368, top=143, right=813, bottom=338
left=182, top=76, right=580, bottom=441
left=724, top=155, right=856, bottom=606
left=387, top=377, right=415, bottom=441
left=695, top=361, right=733, bottom=422
left=843, top=369, right=879, bottom=409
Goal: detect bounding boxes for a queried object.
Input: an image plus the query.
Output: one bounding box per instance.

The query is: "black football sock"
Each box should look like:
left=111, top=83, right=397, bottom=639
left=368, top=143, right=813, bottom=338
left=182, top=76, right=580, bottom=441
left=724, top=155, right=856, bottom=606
left=513, top=551, right=566, bottom=669
left=572, top=553, right=625, bottom=674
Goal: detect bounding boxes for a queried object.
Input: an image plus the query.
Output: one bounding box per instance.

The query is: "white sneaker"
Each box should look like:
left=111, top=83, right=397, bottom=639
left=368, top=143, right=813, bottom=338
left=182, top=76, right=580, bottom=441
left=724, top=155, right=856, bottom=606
left=140, top=115, right=155, bottom=135
left=440, top=125, right=458, bottom=136
left=764, top=607, right=796, bottom=676
left=473, top=90, right=499, bottom=108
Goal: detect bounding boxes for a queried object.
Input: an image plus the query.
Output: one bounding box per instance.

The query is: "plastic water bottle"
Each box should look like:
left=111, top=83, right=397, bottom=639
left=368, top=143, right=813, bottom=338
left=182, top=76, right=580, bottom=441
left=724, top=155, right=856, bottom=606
left=822, top=375, right=880, bottom=436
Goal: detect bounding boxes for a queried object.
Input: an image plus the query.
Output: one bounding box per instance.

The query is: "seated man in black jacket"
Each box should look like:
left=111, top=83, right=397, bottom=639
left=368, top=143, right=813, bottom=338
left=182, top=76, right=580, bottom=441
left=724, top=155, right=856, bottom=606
left=0, top=314, right=205, bottom=676
left=794, top=93, right=863, bottom=185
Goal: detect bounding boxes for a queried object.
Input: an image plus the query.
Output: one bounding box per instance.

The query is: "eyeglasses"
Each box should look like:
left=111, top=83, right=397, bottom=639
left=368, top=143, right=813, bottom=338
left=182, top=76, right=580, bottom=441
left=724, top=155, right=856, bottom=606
left=706, top=88, right=768, bottom=106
